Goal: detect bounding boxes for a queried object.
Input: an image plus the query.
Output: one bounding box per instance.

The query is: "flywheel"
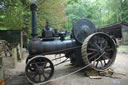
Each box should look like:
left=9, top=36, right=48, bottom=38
left=72, top=19, right=96, bottom=44
left=81, top=32, right=117, bottom=71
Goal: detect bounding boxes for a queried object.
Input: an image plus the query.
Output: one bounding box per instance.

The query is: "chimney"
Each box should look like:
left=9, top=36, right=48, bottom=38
left=30, top=4, right=38, bottom=39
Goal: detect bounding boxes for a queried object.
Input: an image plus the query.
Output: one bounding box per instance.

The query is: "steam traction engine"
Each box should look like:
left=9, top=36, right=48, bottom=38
left=25, top=4, right=117, bottom=84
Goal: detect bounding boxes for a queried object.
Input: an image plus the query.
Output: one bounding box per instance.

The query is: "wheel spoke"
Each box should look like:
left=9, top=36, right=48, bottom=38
left=42, top=72, right=47, bottom=81
left=32, top=72, right=38, bottom=81
left=97, top=36, right=100, bottom=43
left=99, top=37, right=102, bottom=48
left=104, top=55, right=110, bottom=59
left=89, top=53, right=99, bottom=60
left=102, top=37, right=105, bottom=43
left=30, top=62, right=39, bottom=67
left=44, top=70, right=51, bottom=74
left=87, top=51, right=96, bottom=56
left=87, top=48, right=97, bottom=52
left=103, top=59, right=107, bottom=65
left=28, top=71, right=36, bottom=75
left=42, top=62, right=47, bottom=68
left=39, top=74, right=42, bottom=82
left=103, top=40, right=107, bottom=49
left=94, top=42, right=101, bottom=50
left=100, top=60, right=104, bottom=67
left=95, top=61, right=99, bottom=67
left=105, top=48, right=113, bottom=52
left=101, top=37, right=105, bottom=48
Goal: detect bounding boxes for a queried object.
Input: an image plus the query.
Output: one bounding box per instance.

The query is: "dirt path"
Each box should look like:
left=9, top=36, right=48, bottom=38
left=4, top=52, right=128, bottom=85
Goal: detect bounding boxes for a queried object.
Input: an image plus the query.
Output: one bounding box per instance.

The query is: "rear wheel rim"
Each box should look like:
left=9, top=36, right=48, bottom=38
left=82, top=32, right=117, bottom=71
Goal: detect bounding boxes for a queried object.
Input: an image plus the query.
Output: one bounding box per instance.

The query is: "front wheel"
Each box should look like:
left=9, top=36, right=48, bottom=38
left=25, top=55, right=54, bottom=84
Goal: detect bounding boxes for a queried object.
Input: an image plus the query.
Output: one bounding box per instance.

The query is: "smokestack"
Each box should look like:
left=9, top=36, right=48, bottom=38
left=30, top=4, right=38, bottom=39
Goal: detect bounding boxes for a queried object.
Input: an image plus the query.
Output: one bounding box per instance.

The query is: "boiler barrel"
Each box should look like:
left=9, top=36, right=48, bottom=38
left=28, top=39, right=80, bottom=55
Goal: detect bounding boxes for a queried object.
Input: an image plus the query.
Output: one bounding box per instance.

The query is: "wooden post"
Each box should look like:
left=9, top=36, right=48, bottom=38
left=12, top=47, right=17, bottom=67
left=17, top=44, right=21, bottom=61
left=20, top=31, right=23, bottom=59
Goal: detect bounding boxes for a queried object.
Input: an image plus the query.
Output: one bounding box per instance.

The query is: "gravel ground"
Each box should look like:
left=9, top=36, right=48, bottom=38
left=4, top=52, right=128, bottom=85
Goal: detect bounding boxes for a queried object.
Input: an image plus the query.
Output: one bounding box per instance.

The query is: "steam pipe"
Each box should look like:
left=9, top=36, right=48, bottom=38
left=30, top=4, right=38, bottom=39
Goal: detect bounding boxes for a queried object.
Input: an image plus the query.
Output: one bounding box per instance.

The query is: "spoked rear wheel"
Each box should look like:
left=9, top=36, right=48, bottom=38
left=25, top=55, right=54, bottom=84
left=82, top=32, right=117, bottom=71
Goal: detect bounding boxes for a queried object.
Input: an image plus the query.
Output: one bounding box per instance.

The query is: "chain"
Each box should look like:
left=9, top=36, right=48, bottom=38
left=34, top=52, right=105, bottom=85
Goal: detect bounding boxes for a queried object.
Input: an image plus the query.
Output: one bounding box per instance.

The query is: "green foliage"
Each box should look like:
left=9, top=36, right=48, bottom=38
left=66, top=0, right=96, bottom=30
left=0, top=0, right=31, bottom=32
left=66, top=0, right=128, bottom=30
left=37, top=0, right=67, bottom=35
left=0, top=0, right=128, bottom=38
